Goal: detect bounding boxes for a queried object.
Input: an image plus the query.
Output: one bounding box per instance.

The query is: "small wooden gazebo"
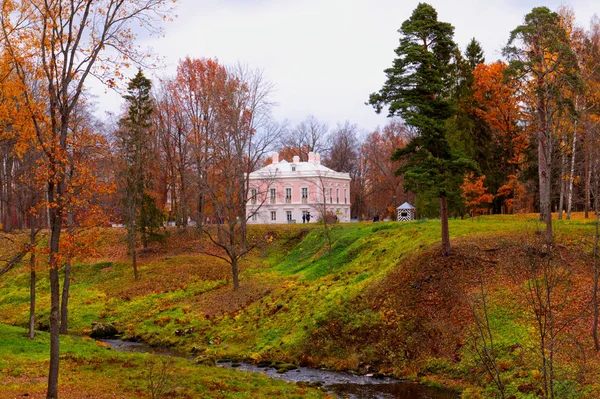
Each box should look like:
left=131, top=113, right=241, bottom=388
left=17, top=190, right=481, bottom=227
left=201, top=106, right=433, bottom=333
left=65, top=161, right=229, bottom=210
left=397, top=202, right=416, bottom=221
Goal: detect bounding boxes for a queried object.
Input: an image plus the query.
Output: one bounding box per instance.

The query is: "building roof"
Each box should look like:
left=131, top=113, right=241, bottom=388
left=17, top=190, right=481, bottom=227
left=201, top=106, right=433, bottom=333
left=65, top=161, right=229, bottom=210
left=397, top=202, right=416, bottom=210
left=249, top=153, right=350, bottom=180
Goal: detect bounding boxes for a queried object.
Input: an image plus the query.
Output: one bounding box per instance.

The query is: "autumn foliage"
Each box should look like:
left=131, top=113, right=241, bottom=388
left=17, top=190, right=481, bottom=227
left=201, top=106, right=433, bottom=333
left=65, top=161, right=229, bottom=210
left=461, top=172, right=494, bottom=217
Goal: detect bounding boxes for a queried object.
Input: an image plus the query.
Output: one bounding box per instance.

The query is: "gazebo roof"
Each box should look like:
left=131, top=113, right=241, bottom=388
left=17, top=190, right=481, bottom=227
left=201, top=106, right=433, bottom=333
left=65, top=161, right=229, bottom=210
left=397, top=202, right=416, bottom=210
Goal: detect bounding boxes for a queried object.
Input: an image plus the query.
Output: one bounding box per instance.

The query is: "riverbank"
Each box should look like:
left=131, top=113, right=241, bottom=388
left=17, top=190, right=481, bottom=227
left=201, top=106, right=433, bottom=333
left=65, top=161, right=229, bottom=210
left=0, top=324, right=327, bottom=398
left=99, top=337, right=459, bottom=399
left=1, top=217, right=600, bottom=397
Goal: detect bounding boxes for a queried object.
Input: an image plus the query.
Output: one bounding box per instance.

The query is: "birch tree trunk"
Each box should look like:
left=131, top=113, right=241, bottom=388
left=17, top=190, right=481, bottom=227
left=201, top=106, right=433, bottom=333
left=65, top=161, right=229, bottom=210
left=566, top=126, right=577, bottom=219
left=558, top=150, right=567, bottom=220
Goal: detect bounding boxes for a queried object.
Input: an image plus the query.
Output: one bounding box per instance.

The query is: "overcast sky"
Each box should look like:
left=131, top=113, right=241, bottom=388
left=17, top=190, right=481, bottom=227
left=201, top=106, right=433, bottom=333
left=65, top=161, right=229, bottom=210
left=91, top=0, right=598, bottom=134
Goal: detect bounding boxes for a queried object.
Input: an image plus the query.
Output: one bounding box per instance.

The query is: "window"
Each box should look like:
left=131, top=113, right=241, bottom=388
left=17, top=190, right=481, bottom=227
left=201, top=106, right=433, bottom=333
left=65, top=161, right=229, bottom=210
left=251, top=214, right=257, bottom=221
left=291, top=165, right=296, bottom=172
left=336, top=188, right=339, bottom=204
left=286, top=211, right=292, bottom=221
left=250, top=188, right=257, bottom=205
left=329, top=187, right=333, bottom=204
left=344, top=188, right=347, bottom=204
left=301, top=187, right=308, bottom=203
left=401, top=212, right=408, bottom=217
left=285, top=187, right=292, bottom=203
left=271, top=211, right=277, bottom=221
left=270, top=188, right=276, bottom=204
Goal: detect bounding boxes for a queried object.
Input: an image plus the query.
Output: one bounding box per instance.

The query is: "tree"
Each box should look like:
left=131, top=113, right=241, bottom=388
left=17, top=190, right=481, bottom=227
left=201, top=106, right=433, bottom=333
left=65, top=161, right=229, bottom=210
left=312, top=170, right=337, bottom=273
left=369, top=2, right=472, bottom=256
left=461, top=172, right=494, bottom=218
left=199, top=64, right=276, bottom=290
left=280, top=115, right=328, bottom=161
left=471, top=61, right=529, bottom=213
left=323, top=121, right=358, bottom=174
left=465, top=37, right=485, bottom=70
left=116, top=70, right=160, bottom=280
left=153, top=80, right=191, bottom=229
left=574, top=16, right=600, bottom=219
left=169, top=57, right=229, bottom=227
left=504, top=6, right=580, bottom=245
left=360, top=120, right=410, bottom=219
left=0, top=2, right=174, bottom=396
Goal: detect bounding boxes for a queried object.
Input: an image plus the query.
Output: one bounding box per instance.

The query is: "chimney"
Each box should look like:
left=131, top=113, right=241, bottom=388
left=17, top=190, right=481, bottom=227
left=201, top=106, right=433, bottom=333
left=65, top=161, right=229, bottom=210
left=308, top=152, right=315, bottom=162
left=315, top=153, right=321, bottom=164
left=272, top=153, right=279, bottom=164
left=293, top=155, right=300, bottom=163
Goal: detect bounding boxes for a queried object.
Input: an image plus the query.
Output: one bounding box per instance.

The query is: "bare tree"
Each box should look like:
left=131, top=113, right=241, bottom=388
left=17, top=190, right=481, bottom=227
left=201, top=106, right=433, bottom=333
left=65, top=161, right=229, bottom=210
left=280, top=115, right=329, bottom=161
left=323, top=120, right=359, bottom=174
left=153, top=80, right=191, bottom=229
left=199, top=65, right=277, bottom=289
left=312, top=170, right=337, bottom=273
left=466, top=264, right=506, bottom=399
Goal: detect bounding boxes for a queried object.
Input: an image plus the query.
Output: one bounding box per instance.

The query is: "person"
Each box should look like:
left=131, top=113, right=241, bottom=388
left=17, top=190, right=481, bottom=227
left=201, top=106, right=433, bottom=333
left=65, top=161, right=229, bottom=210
left=306, top=213, right=311, bottom=222
left=302, top=214, right=306, bottom=223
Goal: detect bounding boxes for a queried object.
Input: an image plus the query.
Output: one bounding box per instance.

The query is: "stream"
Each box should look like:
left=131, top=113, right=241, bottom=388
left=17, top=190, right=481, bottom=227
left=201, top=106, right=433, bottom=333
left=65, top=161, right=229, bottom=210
left=101, top=339, right=459, bottom=399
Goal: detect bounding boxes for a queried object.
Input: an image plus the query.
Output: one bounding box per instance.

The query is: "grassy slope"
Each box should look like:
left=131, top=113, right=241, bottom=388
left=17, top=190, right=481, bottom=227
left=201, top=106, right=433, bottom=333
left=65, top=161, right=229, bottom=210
left=0, top=324, right=326, bottom=399
left=1, top=216, right=599, bottom=398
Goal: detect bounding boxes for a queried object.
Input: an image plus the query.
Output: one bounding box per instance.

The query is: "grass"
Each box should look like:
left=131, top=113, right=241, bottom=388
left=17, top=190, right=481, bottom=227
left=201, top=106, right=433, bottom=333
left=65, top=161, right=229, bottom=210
left=0, top=324, right=327, bottom=399
left=0, top=215, right=599, bottom=397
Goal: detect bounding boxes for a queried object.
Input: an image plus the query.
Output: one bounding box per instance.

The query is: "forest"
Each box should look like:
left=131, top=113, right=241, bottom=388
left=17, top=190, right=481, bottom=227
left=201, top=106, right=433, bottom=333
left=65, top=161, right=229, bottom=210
left=1, top=1, right=600, bottom=399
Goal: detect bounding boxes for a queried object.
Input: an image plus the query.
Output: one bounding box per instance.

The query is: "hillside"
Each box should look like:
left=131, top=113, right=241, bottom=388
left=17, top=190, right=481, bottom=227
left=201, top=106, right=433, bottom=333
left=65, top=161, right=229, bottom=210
left=1, top=216, right=600, bottom=398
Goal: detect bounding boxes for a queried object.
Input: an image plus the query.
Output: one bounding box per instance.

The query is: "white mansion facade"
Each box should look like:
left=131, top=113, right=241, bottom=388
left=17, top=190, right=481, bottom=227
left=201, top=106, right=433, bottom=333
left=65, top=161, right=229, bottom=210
left=246, top=152, right=351, bottom=224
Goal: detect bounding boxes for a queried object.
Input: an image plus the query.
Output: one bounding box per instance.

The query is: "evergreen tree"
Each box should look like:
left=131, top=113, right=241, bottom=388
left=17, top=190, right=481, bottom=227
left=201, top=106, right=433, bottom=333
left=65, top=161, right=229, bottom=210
left=369, top=3, right=473, bottom=256
left=452, top=39, right=502, bottom=212
left=465, top=38, right=485, bottom=70
left=117, top=70, right=164, bottom=280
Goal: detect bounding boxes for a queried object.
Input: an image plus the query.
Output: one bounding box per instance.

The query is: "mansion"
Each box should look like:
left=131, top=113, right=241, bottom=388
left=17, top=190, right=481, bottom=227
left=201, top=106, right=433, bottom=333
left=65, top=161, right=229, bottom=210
left=246, top=152, right=351, bottom=224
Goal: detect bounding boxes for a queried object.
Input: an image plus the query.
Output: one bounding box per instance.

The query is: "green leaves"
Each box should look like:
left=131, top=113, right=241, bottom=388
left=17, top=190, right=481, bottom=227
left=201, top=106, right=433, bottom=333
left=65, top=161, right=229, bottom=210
left=370, top=2, right=475, bottom=224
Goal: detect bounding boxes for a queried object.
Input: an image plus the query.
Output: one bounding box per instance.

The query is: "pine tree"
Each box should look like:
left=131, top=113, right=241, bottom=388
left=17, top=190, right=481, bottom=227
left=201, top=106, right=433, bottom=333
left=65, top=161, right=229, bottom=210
left=117, top=70, right=163, bottom=280
left=465, top=38, right=485, bottom=70
left=369, top=2, right=473, bottom=256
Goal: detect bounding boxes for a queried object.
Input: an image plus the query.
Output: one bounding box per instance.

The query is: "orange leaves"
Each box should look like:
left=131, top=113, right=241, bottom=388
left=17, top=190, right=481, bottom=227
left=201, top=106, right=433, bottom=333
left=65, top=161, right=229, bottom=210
left=461, top=172, right=493, bottom=217
left=472, top=62, right=528, bottom=168
left=497, top=176, right=527, bottom=214
left=471, top=62, right=531, bottom=212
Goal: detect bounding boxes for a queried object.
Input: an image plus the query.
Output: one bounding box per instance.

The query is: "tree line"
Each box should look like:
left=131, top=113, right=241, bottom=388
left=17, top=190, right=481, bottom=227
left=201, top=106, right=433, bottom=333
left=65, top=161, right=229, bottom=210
left=369, top=3, right=600, bottom=254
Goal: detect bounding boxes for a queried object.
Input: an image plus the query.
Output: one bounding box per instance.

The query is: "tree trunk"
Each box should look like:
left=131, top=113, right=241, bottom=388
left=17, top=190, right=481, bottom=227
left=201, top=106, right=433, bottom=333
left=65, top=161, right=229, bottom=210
left=585, top=131, right=591, bottom=219
left=59, top=212, right=73, bottom=335
left=593, top=183, right=599, bottom=350
left=140, top=197, right=148, bottom=249
left=28, top=219, right=36, bottom=340
left=231, top=258, right=239, bottom=290
left=179, top=165, right=187, bottom=229
left=130, top=222, right=139, bottom=281
left=557, top=151, right=566, bottom=220
left=538, top=101, right=552, bottom=242
left=440, top=195, right=451, bottom=256
left=4, top=156, right=13, bottom=232
left=129, top=201, right=139, bottom=280
left=197, top=164, right=205, bottom=227
left=47, top=183, right=62, bottom=399
left=566, top=124, right=577, bottom=220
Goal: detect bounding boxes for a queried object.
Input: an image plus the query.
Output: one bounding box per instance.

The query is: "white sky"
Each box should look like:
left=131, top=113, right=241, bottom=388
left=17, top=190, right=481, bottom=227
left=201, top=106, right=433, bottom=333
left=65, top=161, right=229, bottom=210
left=91, top=0, right=598, bottom=133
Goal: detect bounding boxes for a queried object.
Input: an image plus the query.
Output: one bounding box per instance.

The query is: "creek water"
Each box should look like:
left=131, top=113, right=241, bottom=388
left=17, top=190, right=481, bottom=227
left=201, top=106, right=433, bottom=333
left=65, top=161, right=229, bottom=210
left=101, top=339, right=459, bottom=399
